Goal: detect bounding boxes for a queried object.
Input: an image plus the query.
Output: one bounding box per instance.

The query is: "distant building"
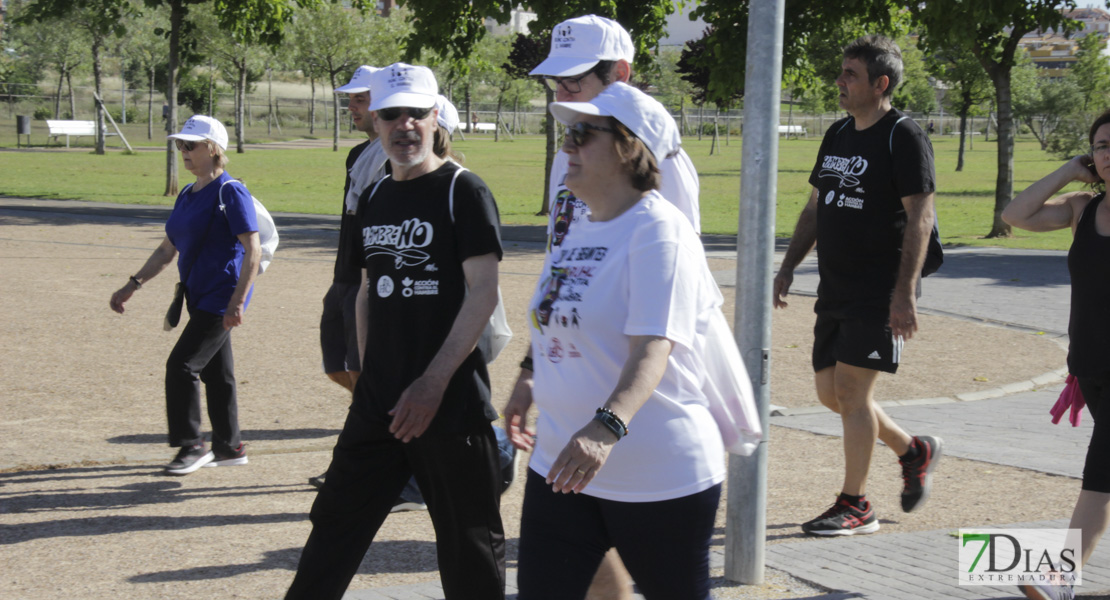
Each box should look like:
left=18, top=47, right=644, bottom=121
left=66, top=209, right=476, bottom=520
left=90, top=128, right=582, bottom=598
left=485, top=6, right=536, bottom=37
left=1017, top=7, right=1110, bottom=78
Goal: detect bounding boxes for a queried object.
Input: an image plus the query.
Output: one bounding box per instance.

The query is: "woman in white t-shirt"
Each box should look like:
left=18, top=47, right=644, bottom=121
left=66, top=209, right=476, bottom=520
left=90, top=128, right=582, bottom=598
left=505, top=83, right=725, bottom=600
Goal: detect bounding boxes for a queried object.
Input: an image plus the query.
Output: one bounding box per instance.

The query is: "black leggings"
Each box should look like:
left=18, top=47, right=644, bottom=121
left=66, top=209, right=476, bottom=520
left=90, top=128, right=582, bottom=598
left=1078, top=376, right=1110, bottom=493
left=517, top=468, right=721, bottom=600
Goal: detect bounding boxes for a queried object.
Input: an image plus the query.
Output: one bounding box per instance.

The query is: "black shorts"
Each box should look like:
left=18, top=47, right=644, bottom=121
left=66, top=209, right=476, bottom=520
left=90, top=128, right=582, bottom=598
left=320, top=281, right=360, bottom=374
left=812, top=311, right=902, bottom=374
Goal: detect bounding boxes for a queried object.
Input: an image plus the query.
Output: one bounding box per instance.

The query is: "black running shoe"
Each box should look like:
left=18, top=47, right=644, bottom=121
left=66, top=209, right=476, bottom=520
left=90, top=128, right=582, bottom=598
left=206, top=443, right=248, bottom=467
left=391, top=497, right=428, bottom=513
left=165, top=444, right=214, bottom=475
left=801, top=498, right=880, bottom=536
left=900, top=435, right=943, bottom=512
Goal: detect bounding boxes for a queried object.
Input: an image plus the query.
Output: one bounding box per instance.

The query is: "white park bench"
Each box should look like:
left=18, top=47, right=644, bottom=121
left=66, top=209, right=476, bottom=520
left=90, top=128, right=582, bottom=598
left=46, top=120, right=117, bottom=148
left=778, top=124, right=807, bottom=136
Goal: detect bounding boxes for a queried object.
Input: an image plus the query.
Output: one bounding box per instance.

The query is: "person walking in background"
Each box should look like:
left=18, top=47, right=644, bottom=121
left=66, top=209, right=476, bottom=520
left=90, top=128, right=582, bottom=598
left=506, top=82, right=724, bottom=600
left=285, top=63, right=506, bottom=600
left=109, top=115, right=260, bottom=476
left=773, top=35, right=943, bottom=536
left=1002, top=109, right=1110, bottom=600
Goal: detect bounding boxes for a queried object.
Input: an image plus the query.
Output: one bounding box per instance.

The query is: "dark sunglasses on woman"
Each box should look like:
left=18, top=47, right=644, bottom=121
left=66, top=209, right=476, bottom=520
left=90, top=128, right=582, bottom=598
left=174, top=139, right=197, bottom=151
left=377, top=106, right=433, bottom=122
left=565, top=122, right=617, bottom=147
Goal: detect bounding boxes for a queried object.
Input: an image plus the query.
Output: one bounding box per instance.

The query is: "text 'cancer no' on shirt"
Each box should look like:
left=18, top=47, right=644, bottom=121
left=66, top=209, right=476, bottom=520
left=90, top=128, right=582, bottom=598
left=809, top=108, right=935, bottom=316
left=165, top=171, right=259, bottom=315
left=353, top=161, right=503, bottom=433
left=527, top=191, right=725, bottom=502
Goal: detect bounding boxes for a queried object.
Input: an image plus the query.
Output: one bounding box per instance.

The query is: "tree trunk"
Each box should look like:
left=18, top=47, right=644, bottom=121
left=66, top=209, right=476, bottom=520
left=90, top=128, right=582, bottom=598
left=67, top=71, right=75, bottom=119
left=495, top=92, right=503, bottom=142
left=465, top=85, right=472, bottom=134
left=267, top=68, right=273, bottom=135
left=54, top=68, right=64, bottom=118
left=710, top=108, right=719, bottom=155
left=331, top=75, right=340, bottom=152
left=236, top=64, right=247, bottom=153
left=697, top=104, right=703, bottom=141
left=92, top=39, right=105, bottom=155
left=309, top=77, right=316, bottom=135
left=147, top=67, right=154, bottom=140
left=957, top=103, right=969, bottom=172
left=164, top=0, right=182, bottom=196
left=987, top=68, right=1014, bottom=238
left=680, top=96, right=687, bottom=136
left=120, top=65, right=127, bottom=124
left=207, top=59, right=215, bottom=116
left=540, top=86, right=555, bottom=216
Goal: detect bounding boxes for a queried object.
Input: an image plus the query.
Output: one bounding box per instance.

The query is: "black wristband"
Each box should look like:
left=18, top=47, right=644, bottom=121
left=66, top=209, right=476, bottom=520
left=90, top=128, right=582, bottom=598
left=594, top=407, right=628, bottom=440
left=129, top=275, right=142, bottom=289
left=520, top=356, right=534, bottom=371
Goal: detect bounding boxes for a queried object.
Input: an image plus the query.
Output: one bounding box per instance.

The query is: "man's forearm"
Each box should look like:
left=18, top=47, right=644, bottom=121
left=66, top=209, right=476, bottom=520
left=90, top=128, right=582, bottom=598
left=894, top=194, right=934, bottom=297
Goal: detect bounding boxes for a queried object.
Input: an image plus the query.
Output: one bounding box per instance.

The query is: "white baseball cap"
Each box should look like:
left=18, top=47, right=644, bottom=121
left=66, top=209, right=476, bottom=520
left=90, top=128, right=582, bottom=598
left=530, top=15, right=635, bottom=77
left=168, top=115, right=228, bottom=150
left=435, top=95, right=459, bottom=134
left=549, top=82, right=679, bottom=163
left=369, top=63, right=438, bottom=111
left=336, top=65, right=379, bottom=94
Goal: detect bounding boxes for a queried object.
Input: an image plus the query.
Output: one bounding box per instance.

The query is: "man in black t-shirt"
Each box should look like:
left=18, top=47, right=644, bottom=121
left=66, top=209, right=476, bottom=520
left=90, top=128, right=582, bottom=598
left=286, top=63, right=506, bottom=600
left=774, top=35, right=944, bottom=537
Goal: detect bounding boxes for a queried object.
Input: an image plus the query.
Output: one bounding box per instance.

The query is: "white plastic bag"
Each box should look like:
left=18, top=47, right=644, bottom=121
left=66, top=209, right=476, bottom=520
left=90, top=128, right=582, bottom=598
left=701, top=308, right=762, bottom=455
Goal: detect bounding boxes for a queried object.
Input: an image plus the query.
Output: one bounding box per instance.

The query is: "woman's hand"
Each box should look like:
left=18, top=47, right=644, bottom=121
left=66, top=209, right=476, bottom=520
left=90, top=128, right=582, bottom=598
left=546, top=420, right=618, bottom=494
left=504, top=371, right=537, bottom=451
left=222, top=302, right=245, bottom=329
left=109, top=284, right=136, bottom=314
left=1070, top=154, right=1102, bottom=185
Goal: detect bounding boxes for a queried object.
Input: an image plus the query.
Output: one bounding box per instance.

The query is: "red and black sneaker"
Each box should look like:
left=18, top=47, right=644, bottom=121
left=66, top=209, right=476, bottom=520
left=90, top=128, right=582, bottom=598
left=206, top=442, right=248, bottom=467
left=900, top=435, right=943, bottom=512
left=801, top=498, right=880, bottom=536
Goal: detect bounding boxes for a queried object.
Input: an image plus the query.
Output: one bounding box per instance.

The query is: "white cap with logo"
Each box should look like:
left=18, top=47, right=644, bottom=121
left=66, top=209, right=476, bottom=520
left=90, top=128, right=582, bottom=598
left=435, top=95, right=459, bottom=134
left=336, top=65, right=379, bottom=94
left=549, top=82, right=679, bottom=163
left=530, top=15, right=635, bottom=77
left=168, top=115, right=229, bottom=151
left=369, top=63, right=438, bottom=111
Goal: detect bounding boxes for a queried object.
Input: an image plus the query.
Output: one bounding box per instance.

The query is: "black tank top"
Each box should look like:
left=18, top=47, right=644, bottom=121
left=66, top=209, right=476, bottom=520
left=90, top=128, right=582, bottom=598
left=1067, top=192, right=1110, bottom=378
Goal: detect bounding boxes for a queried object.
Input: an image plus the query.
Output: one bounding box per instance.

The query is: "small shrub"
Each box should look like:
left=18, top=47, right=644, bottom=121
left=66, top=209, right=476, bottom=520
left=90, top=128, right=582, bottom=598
left=33, top=106, right=54, bottom=120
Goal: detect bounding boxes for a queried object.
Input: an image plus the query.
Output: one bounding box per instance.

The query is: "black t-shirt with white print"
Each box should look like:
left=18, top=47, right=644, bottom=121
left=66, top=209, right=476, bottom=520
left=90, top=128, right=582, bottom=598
left=809, top=108, right=935, bottom=316
left=354, top=161, right=503, bottom=433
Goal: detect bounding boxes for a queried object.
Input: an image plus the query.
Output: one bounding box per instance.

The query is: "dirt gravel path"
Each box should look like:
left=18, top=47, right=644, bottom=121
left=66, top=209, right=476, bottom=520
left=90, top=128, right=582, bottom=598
left=0, top=209, right=1072, bottom=599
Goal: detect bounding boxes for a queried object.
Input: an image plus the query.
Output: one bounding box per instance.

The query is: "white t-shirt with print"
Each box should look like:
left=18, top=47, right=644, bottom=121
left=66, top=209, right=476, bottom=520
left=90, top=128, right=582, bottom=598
left=528, top=190, right=724, bottom=502
left=547, top=147, right=701, bottom=247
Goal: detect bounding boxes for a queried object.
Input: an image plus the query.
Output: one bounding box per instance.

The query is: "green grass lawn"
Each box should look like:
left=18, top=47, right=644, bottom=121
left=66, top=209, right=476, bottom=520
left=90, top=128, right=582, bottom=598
left=0, top=129, right=1086, bottom=250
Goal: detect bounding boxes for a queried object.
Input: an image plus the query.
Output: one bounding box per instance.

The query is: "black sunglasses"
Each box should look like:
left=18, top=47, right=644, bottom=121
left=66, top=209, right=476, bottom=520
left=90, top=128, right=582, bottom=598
left=541, top=63, right=605, bottom=94
left=377, top=106, right=433, bottom=122
left=174, top=139, right=197, bottom=151
left=565, top=122, right=617, bottom=147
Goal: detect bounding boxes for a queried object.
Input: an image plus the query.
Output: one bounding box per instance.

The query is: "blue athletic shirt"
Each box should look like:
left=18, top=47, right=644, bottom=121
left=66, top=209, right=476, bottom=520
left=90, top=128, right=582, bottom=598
left=165, top=171, right=259, bottom=315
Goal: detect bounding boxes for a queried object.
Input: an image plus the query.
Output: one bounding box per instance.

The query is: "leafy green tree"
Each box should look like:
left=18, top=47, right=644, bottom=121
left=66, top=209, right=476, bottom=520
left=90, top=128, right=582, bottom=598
left=1071, top=32, right=1110, bottom=111
left=910, top=0, right=1083, bottom=238
left=290, top=3, right=377, bottom=151
left=928, top=44, right=992, bottom=170
left=10, top=9, right=88, bottom=119
left=122, top=6, right=171, bottom=138
left=194, top=5, right=266, bottom=152
left=1009, top=51, right=1083, bottom=152
left=892, top=37, right=936, bottom=114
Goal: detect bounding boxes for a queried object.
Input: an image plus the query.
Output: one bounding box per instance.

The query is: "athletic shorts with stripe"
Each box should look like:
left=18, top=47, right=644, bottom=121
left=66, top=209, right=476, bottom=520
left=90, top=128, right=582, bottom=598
left=812, top=311, right=903, bottom=374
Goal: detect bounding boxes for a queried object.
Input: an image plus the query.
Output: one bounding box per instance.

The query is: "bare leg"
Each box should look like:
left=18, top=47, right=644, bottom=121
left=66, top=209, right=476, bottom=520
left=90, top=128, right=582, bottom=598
left=1070, top=489, right=1110, bottom=567
left=816, top=366, right=912, bottom=463
left=585, top=549, right=633, bottom=600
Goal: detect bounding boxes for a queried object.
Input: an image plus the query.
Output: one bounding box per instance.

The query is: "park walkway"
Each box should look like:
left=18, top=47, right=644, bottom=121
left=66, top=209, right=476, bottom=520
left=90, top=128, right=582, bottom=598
left=0, top=197, right=1103, bottom=599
